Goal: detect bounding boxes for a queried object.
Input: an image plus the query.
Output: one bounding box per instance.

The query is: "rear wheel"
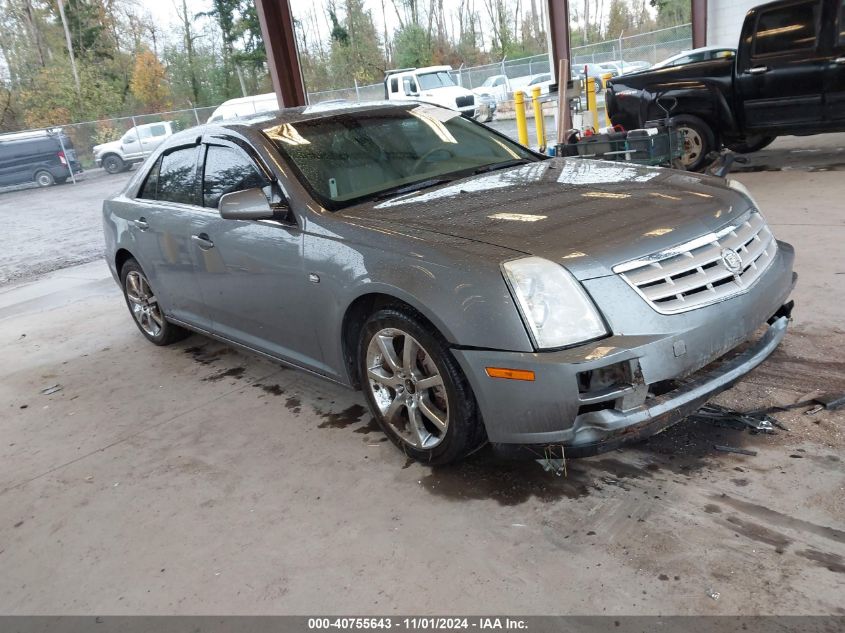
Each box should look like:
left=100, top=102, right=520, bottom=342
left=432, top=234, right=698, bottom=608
left=120, top=258, right=189, bottom=346
left=358, top=308, right=485, bottom=465
left=673, top=114, right=716, bottom=172
left=726, top=135, right=776, bottom=154
left=34, top=170, right=55, bottom=187
left=103, top=154, right=125, bottom=174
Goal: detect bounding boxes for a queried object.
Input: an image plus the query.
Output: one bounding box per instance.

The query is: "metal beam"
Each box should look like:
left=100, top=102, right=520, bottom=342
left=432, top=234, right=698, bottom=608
left=691, top=0, right=708, bottom=48
left=255, top=0, right=307, bottom=108
left=546, top=0, right=571, bottom=80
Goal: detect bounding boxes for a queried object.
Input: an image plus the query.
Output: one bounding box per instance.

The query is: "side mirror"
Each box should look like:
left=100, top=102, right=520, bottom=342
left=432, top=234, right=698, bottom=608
left=219, top=187, right=275, bottom=221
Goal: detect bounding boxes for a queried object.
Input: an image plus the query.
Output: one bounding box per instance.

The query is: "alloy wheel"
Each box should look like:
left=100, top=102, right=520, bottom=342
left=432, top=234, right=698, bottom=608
left=125, top=270, right=164, bottom=337
left=365, top=328, right=449, bottom=449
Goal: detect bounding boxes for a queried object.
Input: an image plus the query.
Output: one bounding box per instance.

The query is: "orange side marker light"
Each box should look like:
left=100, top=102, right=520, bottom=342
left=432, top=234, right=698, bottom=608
left=485, top=367, right=536, bottom=381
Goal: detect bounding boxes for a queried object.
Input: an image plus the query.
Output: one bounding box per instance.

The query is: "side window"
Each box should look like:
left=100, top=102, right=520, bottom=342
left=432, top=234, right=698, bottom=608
left=149, top=124, right=167, bottom=137
left=137, top=127, right=153, bottom=139
left=137, top=157, right=161, bottom=200
left=158, top=146, right=199, bottom=205
left=753, top=1, right=820, bottom=56
left=403, top=77, right=418, bottom=95
left=390, top=77, right=399, bottom=93
left=202, top=145, right=269, bottom=209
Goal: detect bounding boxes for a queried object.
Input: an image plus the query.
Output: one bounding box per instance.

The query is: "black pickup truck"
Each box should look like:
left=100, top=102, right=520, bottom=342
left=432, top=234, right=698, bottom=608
left=606, top=0, right=845, bottom=170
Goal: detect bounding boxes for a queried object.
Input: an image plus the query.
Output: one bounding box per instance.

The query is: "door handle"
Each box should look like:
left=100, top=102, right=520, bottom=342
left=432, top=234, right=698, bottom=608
left=748, top=66, right=769, bottom=75
left=192, top=233, right=214, bottom=250
left=835, top=57, right=845, bottom=65
left=134, top=217, right=148, bottom=230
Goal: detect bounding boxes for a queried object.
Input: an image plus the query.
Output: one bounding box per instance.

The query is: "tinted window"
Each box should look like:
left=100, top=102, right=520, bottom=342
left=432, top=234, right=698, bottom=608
left=138, top=157, right=160, bottom=199
left=157, top=146, right=198, bottom=205
left=390, top=77, right=398, bottom=92
left=417, top=72, right=456, bottom=90
left=202, top=145, right=269, bottom=208
left=754, top=1, right=819, bottom=55
left=263, top=105, right=536, bottom=210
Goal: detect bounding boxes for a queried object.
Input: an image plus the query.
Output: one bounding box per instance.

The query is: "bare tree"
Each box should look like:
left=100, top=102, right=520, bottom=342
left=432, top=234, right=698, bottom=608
left=56, top=0, right=82, bottom=99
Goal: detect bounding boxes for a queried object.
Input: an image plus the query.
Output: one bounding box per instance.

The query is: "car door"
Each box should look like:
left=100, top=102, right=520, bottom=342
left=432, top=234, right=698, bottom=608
left=141, top=123, right=168, bottom=156
left=120, top=129, right=144, bottom=161
left=129, top=144, right=211, bottom=329
left=738, top=0, right=826, bottom=132
left=190, top=139, right=326, bottom=373
left=827, top=0, right=845, bottom=123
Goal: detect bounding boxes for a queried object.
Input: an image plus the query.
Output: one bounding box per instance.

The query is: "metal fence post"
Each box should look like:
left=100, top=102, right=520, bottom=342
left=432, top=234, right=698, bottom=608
left=354, top=78, right=360, bottom=102
left=55, top=128, right=76, bottom=185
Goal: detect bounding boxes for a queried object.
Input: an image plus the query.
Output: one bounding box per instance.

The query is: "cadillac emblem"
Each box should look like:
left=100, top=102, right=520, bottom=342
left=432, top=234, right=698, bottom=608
left=721, top=248, right=743, bottom=273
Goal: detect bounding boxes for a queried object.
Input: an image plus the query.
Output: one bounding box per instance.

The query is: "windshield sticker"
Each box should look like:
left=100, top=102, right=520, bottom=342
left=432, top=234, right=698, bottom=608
left=557, top=160, right=659, bottom=185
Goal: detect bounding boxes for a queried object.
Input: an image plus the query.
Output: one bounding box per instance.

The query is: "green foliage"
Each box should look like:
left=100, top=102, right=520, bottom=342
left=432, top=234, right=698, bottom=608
left=393, top=24, right=431, bottom=68
left=650, top=0, right=691, bottom=28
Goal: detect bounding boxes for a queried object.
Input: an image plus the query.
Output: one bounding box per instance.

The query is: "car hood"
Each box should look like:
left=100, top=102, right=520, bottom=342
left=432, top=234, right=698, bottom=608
left=340, top=159, right=753, bottom=280
left=93, top=140, right=121, bottom=154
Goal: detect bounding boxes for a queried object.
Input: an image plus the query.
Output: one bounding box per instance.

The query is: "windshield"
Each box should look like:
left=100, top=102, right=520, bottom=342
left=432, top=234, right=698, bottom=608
left=417, top=71, right=456, bottom=90
left=263, top=105, right=538, bottom=210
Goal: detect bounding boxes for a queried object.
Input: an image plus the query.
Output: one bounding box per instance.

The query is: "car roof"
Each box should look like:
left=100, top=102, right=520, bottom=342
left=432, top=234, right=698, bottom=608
left=217, top=100, right=418, bottom=131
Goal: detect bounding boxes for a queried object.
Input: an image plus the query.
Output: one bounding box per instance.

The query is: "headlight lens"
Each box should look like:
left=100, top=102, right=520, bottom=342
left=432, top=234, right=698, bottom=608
left=728, top=179, right=760, bottom=211
left=502, top=257, right=608, bottom=349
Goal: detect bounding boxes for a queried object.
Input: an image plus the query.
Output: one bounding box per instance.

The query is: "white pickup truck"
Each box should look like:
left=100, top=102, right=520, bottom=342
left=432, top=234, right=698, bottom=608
left=384, top=66, right=478, bottom=118
left=93, top=121, right=174, bottom=174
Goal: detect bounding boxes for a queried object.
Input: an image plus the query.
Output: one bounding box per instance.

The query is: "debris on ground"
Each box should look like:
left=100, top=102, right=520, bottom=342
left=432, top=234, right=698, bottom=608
left=713, top=445, right=758, bottom=457
left=707, top=588, right=721, bottom=601
left=690, top=403, right=778, bottom=433
left=750, top=392, right=845, bottom=417
left=40, top=384, right=63, bottom=395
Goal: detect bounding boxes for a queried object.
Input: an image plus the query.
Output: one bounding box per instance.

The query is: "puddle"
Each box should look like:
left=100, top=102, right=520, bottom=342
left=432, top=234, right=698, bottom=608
left=285, top=396, right=302, bottom=414
left=202, top=366, right=245, bottom=382
left=353, top=417, right=382, bottom=435
left=253, top=383, right=284, bottom=396
left=184, top=344, right=232, bottom=365
left=317, top=404, right=367, bottom=429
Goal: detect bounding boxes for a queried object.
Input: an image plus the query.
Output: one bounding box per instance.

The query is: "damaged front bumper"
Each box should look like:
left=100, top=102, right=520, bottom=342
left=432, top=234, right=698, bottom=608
left=452, top=243, right=796, bottom=457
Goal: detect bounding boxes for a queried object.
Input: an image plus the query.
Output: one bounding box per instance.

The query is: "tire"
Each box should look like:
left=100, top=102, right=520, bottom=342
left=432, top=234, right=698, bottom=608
left=726, top=135, right=776, bottom=154
left=103, top=154, right=125, bottom=174
left=34, top=170, right=55, bottom=187
left=120, top=258, right=189, bottom=346
left=357, top=307, right=486, bottom=465
left=673, top=114, right=716, bottom=172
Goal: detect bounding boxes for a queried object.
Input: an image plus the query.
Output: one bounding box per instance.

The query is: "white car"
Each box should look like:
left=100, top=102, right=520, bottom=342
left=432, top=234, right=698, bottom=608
left=652, top=47, right=735, bottom=69
left=93, top=121, right=174, bottom=174
left=207, top=93, right=280, bottom=123
left=384, top=66, right=477, bottom=118
left=472, top=74, right=510, bottom=102
left=519, top=73, right=555, bottom=96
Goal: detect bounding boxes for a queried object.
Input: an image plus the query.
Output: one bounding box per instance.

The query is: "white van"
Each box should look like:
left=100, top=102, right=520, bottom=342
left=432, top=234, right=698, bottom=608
left=384, top=66, right=477, bottom=118
left=207, top=93, right=280, bottom=123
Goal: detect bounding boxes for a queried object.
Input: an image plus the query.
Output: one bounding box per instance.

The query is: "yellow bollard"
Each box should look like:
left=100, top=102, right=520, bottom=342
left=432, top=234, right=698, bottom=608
left=531, top=86, right=546, bottom=152
left=601, top=73, right=613, bottom=128
left=514, top=90, right=529, bottom=146
left=585, top=76, right=598, bottom=132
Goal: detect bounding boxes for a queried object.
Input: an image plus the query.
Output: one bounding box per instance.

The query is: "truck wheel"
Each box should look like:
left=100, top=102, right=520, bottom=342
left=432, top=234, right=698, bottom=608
left=34, top=170, right=55, bottom=187
left=673, top=115, right=716, bottom=172
left=103, top=155, right=125, bottom=174
left=726, top=136, right=776, bottom=154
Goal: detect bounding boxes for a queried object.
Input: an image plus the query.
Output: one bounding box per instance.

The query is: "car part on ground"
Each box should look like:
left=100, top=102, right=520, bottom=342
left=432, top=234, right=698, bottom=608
left=102, top=101, right=796, bottom=466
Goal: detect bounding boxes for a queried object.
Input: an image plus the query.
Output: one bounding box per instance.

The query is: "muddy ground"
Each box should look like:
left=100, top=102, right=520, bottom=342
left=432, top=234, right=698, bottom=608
left=0, top=150, right=843, bottom=615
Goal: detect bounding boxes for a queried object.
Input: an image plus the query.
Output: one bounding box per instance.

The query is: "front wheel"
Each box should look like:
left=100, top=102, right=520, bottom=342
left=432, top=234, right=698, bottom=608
left=103, top=155, right=125, bottom=174
left=673, top=114, right=716, bottom=172
left=358, top=308, right=486, bottom=465
left=120, top=258, right=189, bottom=346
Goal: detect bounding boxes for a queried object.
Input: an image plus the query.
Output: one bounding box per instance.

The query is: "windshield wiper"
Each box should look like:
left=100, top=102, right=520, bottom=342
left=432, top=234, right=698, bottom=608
left=372, top=177, right=454, bottom=201
left=473, top=158, right=531, bottom=175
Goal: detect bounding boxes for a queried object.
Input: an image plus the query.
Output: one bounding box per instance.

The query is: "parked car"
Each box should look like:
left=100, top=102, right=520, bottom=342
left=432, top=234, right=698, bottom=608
left=607, top=0, right=845, bottom=170
left=207, top=93, right=280, bottom=123
left=384, top=66, right=477, bottom=117
left=473, top=74, right=510, bottom=102
left=93, top=121, right=175, bottom=174
left=651, top=47, right=736, bottom=70
left=577, top=63, right=614, bottom=91
left=599, top=60, right=651, bottom=76
left=103, top=101, right=796, bottom=466
left=520, top=73, right=555, bottom=95
left=0, top=129, right=82, bottom=187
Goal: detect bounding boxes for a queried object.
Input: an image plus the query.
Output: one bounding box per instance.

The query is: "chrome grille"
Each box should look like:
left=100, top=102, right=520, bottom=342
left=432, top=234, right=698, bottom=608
left=613, top=211, right=777, bottom=314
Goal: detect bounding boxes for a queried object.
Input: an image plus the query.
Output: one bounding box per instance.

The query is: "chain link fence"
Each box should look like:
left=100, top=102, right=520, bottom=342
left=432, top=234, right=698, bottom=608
left=571, top=23, right=692, bottom=66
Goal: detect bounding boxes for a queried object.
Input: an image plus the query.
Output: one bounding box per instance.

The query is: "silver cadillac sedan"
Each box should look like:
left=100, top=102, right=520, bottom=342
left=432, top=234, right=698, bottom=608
left=103, top=102, right=796, bottom=465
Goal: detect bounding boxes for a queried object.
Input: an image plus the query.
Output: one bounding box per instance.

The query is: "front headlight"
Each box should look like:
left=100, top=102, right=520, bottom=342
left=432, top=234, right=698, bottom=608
left=502, top=257, right=608, bottom=350
left=728, top=179, right=760, bottom=211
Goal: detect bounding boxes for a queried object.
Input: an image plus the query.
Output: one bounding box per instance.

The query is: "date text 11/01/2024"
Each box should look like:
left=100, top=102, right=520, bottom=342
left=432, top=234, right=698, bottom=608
left=307, top=618, right=528, bottom=630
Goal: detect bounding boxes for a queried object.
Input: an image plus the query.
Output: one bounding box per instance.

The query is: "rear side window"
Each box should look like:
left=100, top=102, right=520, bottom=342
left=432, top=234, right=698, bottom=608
left=753, top=1, right=820, bottom=56
left=390, top=77, right=398, bottom=93
left=157, top=146, right=199, bottom=205
left=138, top=157, right=160, bottom=200
left=202, top=145, right=269, bottom=208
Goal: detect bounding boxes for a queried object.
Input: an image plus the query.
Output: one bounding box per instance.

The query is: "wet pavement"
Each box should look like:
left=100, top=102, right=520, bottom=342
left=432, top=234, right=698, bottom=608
left=0, top=166, right=843, bottom=614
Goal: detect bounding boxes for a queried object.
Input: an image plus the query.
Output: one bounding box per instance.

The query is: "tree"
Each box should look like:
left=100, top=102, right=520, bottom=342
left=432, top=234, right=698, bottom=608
left=650, top=0, right=691, bottom=28
left=130, top=49, right=171, bottom=113
left=393, top=23, right=431, bottom=68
